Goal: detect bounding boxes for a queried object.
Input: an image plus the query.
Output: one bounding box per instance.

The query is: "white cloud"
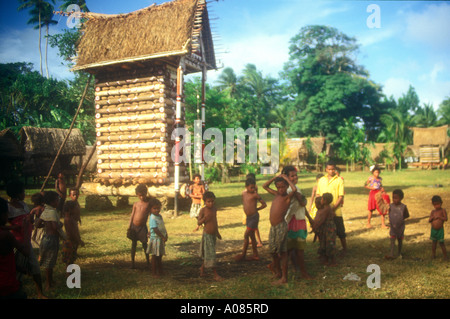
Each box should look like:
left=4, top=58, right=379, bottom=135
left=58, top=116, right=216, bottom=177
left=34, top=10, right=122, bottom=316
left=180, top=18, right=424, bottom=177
left=0, top=27, right=74, bottom=80
left=404, top=3, right=450, bottom=50
left=382, top=77, right=412, bottom=100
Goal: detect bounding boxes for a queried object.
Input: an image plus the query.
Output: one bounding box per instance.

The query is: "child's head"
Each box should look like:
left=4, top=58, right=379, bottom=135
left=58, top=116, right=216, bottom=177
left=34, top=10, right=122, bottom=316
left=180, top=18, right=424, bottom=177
left=203, top=191, right=216, bottom=208
left=325, top=161, right=337, bottom=177
left=31, top=192, right=44, bottom=206
left=316, top=173, right=324, bottom=181
left=6, top=180, right=25, bottom=200
left=69, top=188, right=79, bottom=201
left=371, top=165, right=381, bottom=178
left=57, top=172, right=65, bottom=179
left=335, top=167, right=341, bottom=176
left=431, top=195, right=443, bottom=209
left=135, top=184, right=148, bottom=201
left=43, top=191, right=60, bottom=208
left=282, top=166, right=298, bottom=185
left=315, top=196, right=323, bottom=209
left=321, top=193, right=333, bottom=206
left=148, top=198, right=162, bottom=215
left=193, top=174, right=201, bottom=184
left=274, top=177, right=289, bottom=195
left=0, top=197, right=8, bottom=226
left=246, top=173, right=256, bottom=180
left=245, top=178, right=257, bottom=193
left=392, top=189, right=404, bottom=205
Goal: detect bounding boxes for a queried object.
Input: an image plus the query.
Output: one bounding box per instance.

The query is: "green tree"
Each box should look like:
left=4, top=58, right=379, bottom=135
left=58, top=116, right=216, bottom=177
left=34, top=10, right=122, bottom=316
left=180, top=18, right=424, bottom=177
left=337, top=117, right=371, bottom=171
left=282, top=25, right=387, bottom=142
left=437, top=97, right=450, bottom=126
left=413, top=103, right=437, bottom=128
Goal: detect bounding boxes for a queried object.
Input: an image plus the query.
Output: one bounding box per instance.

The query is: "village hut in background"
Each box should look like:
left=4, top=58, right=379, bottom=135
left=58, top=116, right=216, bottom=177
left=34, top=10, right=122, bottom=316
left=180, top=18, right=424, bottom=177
left=408, top=125, right=449, bottom=168
left=19, top=127, right=86, bottom=179
left=366, top=142, right=397, bottom=170
left=284, top=137, right=329, bottom=171
left=71, top=0, right=217, bottom=203
left=0, top=129, right=23, bottom=185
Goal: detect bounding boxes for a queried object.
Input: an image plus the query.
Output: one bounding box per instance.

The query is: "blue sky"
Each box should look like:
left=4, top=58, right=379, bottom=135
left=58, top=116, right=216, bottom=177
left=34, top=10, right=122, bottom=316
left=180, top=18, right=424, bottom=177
left=1, top=0, right=449, bottom=110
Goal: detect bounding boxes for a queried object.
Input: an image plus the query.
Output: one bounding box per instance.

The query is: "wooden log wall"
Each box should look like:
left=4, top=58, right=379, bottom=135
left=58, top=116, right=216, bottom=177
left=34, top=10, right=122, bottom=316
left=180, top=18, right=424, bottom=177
left=93, top=63, right=189, bottom=187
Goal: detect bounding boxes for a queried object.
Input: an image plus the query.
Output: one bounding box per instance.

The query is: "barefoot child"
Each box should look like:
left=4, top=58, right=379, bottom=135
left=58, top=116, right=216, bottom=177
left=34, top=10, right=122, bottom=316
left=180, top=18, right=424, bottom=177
left=147, top=198, right=168, bottom=277
left=312, top=193, right=337, bottom=266
left=263, top=174, right=297, bottom=285
left=38, top=191, right=67, bottom=291
left=62, top=188, right=85, bottom=267
left=127, top=184, right=151, bottom=269
left=189, top=174, right=205, bottom=219
left=385, top=189, right=409, bottom=260
left=282, top=166, right=314, bottom=279
left=235, top=178, right=267, bottom=261
left=195, top=191, right=223, bottom=281
left=364, top=166, right=389, bottom=229
left=428, top=195, right=447, bottom=260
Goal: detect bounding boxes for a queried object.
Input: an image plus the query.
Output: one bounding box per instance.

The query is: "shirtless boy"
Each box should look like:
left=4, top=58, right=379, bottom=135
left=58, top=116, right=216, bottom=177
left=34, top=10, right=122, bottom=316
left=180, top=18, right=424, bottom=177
left=235, top=178, right=267, bottom=261
left=429, top=195, right=448, bottom=260
left=195, top=191, right=223, bottom=281
left=189, top=174, right=205, bottom=219
left=62, top=188, right=84, bottom=266
left=263, top=174, right=297, bottom=285
left=127, top=184, right=151, bottom=269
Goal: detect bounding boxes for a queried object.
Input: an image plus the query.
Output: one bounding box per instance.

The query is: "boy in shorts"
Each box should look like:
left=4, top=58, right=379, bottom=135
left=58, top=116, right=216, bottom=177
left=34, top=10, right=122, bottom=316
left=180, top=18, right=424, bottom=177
left=235, top=178, right=267, bottom=261
left=263, top=174, right=297, bottom=285
left=429, top=195, right=447, bottom=260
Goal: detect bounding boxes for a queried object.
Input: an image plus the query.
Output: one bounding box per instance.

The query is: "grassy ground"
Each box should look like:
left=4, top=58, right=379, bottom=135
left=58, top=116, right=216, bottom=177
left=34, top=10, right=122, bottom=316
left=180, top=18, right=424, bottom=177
left=7, top=169, right=450, bottom=299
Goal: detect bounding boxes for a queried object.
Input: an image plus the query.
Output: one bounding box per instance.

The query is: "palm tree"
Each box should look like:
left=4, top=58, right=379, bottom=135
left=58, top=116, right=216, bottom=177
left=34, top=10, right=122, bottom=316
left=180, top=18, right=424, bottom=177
left=40, top=2, right=58, bottom=78
left=215, top=67, right=238, bottom=98
left=59, top=0, right=90, bottom=12
left=413, top=103, right=437, bottom=128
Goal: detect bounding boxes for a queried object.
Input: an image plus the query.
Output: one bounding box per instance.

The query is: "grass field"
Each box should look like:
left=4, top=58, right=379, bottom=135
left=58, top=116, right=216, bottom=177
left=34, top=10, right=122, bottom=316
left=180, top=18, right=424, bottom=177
left=7, top=168, right=450, bottom=299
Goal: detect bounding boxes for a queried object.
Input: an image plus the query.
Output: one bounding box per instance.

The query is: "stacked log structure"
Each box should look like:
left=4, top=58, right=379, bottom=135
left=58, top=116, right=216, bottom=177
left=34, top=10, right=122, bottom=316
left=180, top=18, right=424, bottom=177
left=93, top=63, right=189, bottom=187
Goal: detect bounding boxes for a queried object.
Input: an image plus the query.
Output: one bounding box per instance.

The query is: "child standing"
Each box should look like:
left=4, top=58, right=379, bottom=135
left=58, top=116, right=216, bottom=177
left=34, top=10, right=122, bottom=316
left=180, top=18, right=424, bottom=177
left=235, top=178, right=267, bottom=261
left=312, top=193, right=337, bottom=266
left=263, top=174, right=297, bottom=285
left=189, top=174, right=205, bottom=219
left=385, top=189, right=409, bottom=260
left=127, top=184, right=151, bottom=269
left=195, top=191, right=223, bottom=281
left=30, top=193, right=45, bottom=248
left=147, top=198, right=168, bottom=277
left=282, top=166, right=313, bottom=279
left=38, top=191, right=67, bottom=290
left=364, top=166, right=389, bottom=229
left=428, top=195, right=447, bottom=260
left=6, top=181, right=46, bottom=298
left=62, top=188, right=85, bottom=266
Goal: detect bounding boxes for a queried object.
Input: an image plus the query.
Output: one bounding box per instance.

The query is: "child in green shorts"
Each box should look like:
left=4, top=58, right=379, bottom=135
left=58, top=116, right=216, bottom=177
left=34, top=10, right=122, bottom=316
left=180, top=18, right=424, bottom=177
left=429, top=195, right=447, bottom=260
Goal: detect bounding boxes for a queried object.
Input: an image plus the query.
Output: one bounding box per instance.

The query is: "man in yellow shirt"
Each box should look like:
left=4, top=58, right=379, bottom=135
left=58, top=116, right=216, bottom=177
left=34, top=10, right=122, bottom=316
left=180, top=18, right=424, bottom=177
left=316, top=161, right=347, bottom=255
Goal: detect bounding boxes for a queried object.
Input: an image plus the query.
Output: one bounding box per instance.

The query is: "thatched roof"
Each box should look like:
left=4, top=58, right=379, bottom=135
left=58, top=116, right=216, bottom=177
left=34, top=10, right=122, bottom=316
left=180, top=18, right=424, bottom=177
left=0, top=128, right=22, bottom=159
left=366, top=143, right=394, bottom=162
left=73, top=0, right=216, bottom=73
left=411, top=125, right=449, bottom=147
left=20, top=127, right=86, bottom=157
left=285, top=137, right=327, bottom=158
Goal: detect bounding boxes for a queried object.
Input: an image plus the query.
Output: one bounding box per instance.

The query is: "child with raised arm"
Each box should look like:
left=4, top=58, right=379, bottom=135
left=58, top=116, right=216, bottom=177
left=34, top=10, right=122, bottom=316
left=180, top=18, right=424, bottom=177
left=127, top=184, right=151, bottom=269
left=312, top=193, right=337, bottom=266
left=196, top=191, right=223, bottom=281
left=146, top=198, right=168, bottom=277
left=282, top=166, right=314, bottom=279
left=385, top=189, right=409, bottom=260
left=235, top=178, right=267, bottom=261
left=62, top=188, right=85, bottom=267
left=429, top=195, right=447, bottom=260
left=189, top=174, right=205, bottom=219
left=263, top=174, right=297, bottom=285
left=38, top=191, right=67, bottom=291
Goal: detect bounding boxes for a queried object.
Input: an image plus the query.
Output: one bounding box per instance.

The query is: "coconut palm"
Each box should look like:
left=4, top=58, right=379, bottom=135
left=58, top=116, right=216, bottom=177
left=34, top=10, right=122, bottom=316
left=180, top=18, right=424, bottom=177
left=413, top=103, right=437, bottom=128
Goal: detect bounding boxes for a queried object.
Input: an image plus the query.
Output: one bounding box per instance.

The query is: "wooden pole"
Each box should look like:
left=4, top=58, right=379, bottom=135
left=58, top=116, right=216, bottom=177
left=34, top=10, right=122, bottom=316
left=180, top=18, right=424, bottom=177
left=40, top=74, right=92, bottom=192
left=174, top=58, right=185, bottom=216
left=200, top=63, right=206, bottom=181
left=75, top=144, right=97, bottom=190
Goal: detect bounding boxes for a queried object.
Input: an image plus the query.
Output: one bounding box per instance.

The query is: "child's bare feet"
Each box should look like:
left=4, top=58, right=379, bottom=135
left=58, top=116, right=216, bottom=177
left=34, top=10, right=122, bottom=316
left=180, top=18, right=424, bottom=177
left=234, top=254, right=245, bottom=261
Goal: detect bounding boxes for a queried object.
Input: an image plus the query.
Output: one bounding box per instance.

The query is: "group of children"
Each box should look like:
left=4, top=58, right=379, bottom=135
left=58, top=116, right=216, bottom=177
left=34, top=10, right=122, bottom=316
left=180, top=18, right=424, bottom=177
left=0, top=179, right=84, bottom=299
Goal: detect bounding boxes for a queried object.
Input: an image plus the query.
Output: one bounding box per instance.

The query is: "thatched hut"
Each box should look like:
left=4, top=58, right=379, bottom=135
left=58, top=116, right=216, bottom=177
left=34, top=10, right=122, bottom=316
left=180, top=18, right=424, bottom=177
left=284, top=137, right=329, bottom=170
left=20, top=127, right=86, bottom=177
left=71, top=0, right=216, bottom=198
left=0, top=129, right=23, bottom=183
left=407, top=125, right=450, bottom=167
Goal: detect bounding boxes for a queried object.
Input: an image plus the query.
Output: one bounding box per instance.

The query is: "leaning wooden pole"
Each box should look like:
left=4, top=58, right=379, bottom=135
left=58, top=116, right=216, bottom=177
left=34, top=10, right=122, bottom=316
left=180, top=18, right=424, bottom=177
left=40, top=74, right=92, bottom=192
left=174, top=58, right=184, bottom=215
left=200, top=63, right=206, bottom=181
left=75, top=143, right=97, bottom=190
